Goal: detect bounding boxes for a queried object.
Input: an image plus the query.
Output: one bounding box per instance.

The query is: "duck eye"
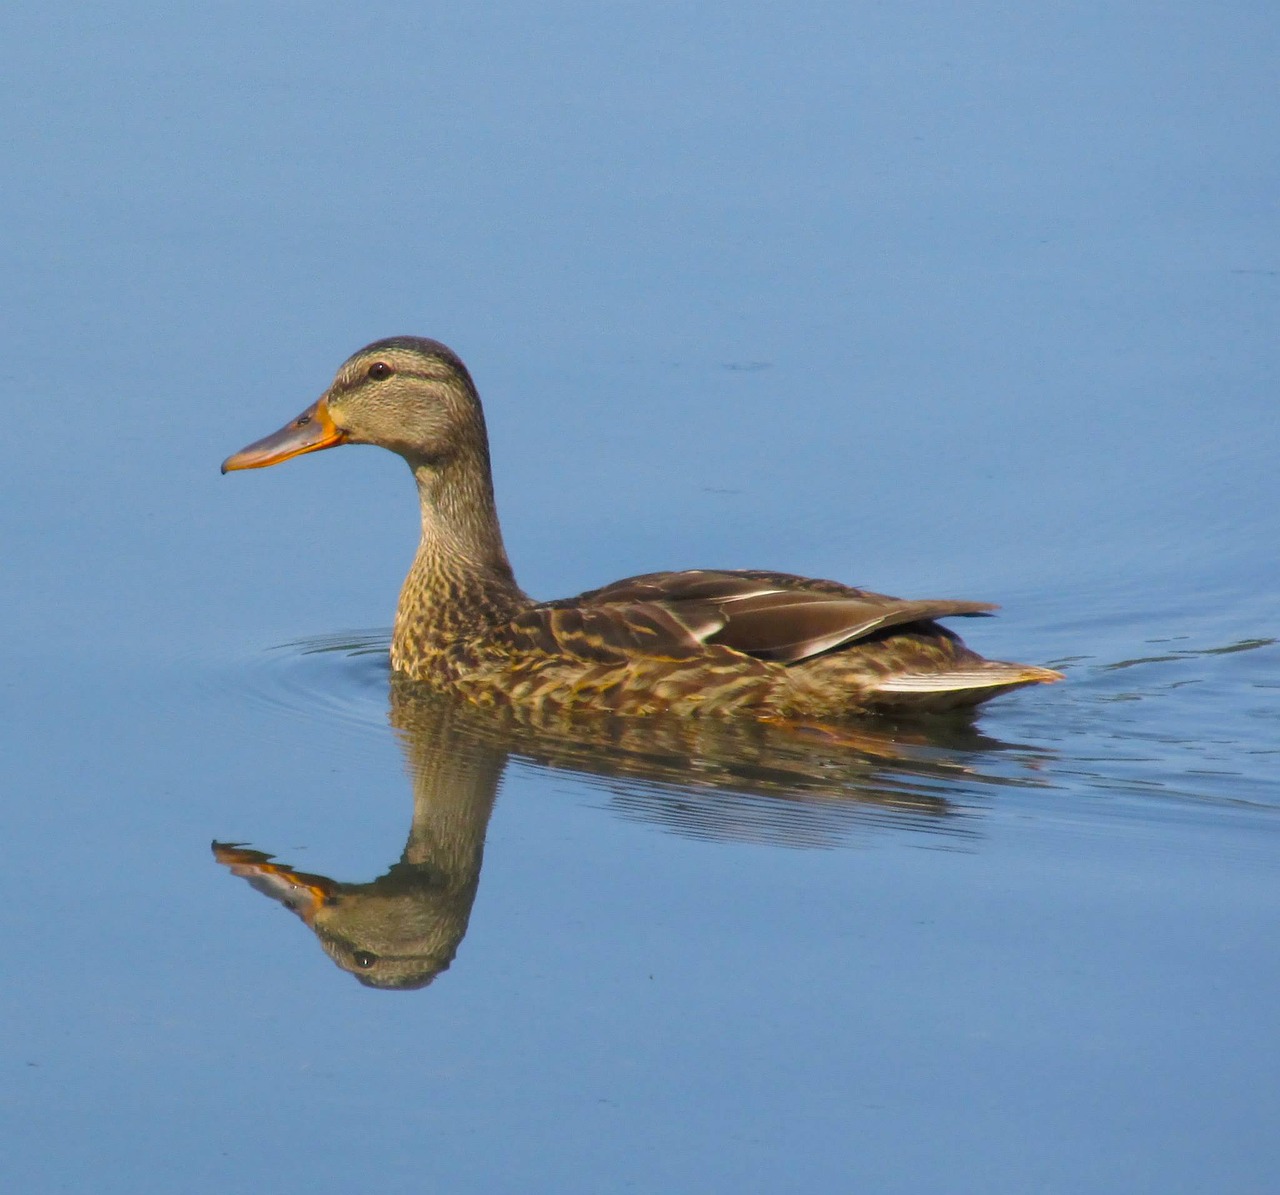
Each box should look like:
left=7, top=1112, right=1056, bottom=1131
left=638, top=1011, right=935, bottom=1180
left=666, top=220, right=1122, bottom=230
left=352, top=951, right=378, bottom=969
left=367, top=362, right=394, bottom=381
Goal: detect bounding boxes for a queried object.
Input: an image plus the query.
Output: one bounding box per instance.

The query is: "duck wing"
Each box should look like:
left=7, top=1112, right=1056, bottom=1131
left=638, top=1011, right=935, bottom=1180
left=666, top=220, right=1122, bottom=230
left=573, top=569, right=995, bottom=665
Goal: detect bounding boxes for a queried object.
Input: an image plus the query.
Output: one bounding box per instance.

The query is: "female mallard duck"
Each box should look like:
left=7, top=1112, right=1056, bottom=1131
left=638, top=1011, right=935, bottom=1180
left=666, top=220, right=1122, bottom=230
left=223, top=337, right=1060, bottom=719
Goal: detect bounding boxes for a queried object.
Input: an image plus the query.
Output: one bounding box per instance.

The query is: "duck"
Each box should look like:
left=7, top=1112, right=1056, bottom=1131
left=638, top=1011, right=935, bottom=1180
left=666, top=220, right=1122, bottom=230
left=222, top=337, right=1061, bottom=721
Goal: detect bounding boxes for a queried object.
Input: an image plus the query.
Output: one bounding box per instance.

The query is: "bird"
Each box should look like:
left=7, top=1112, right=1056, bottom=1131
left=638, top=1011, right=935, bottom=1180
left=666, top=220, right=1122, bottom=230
left=222, top=336, right=1061, bottom=722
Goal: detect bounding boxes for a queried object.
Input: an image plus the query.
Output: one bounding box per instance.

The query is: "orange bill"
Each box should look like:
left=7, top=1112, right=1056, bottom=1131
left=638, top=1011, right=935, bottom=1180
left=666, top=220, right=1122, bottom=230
left=212, top=842, right=337, bottom=925
left=221, top=397, right=346, bottom=473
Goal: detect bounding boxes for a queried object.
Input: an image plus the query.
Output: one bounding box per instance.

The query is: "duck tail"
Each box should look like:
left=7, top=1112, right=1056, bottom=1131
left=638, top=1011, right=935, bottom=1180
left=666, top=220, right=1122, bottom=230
left=869, top=661, right=1064, bottom=711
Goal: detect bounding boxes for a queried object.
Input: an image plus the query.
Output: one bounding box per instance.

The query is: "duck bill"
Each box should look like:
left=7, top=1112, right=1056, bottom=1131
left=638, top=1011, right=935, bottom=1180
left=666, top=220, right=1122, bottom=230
left=221, top=397, right=346, bottom=473
left=212, top=842, right=337, bottom=926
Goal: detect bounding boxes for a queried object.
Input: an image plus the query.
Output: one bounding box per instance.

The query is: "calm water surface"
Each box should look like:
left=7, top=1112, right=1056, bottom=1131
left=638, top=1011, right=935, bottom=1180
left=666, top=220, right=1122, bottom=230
left=2, top=4, right=1278, bottom=1192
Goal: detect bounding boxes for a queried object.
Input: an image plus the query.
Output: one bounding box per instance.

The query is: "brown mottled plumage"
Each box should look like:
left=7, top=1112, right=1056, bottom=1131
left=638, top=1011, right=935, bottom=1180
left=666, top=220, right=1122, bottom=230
left=222, top=337, right=1061, bottom=719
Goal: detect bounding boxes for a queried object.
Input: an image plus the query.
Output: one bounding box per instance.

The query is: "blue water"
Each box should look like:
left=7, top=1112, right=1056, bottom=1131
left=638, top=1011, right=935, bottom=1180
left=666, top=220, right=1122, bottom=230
left=2, top=4, right=1277, bottom=1191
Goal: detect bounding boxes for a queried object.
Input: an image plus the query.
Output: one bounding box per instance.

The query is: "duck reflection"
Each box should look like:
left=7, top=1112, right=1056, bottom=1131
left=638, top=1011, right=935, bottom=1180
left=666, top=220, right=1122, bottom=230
left=215, top=673, right=1046, bottom=989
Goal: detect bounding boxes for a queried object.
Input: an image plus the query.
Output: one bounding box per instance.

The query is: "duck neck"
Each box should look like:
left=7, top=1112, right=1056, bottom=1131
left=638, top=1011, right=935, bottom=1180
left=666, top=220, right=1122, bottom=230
left=392, top=449, right=529, bottom=662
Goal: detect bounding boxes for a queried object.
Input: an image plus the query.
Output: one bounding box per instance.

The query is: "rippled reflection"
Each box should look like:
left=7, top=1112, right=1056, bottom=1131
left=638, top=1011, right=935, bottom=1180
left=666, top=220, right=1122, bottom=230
left=215, top=661, right=1055, bottom=989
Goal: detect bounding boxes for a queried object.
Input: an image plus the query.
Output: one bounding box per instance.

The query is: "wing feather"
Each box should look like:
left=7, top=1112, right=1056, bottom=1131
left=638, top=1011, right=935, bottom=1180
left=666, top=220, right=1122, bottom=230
left=706, top=593, right=996, bottom=663
left=500, top=600, right=725, bottom=664
left=565, top=569, right=996, bottom=666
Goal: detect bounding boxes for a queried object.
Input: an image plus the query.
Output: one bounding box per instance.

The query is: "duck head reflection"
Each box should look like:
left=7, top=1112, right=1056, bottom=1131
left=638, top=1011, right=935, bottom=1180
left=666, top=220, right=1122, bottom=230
left=216, top=672, right=1048, bottom=989
left=216, top=685, right=504, bottom=989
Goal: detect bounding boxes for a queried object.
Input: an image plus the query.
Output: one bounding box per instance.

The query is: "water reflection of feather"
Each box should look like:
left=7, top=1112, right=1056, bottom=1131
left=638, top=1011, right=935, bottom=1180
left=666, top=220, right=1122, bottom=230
left=215, top=675, right=1049, bottom=990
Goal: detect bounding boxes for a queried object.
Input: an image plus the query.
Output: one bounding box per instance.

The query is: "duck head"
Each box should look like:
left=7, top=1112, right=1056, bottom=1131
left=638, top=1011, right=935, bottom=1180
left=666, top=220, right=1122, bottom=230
left=221, top=336, right=489, bottom=473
